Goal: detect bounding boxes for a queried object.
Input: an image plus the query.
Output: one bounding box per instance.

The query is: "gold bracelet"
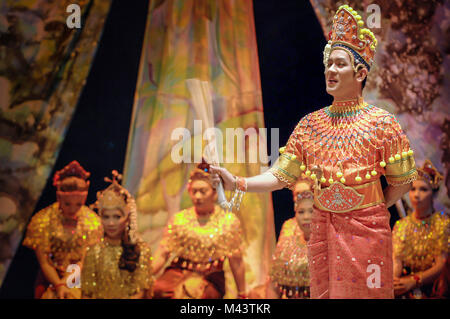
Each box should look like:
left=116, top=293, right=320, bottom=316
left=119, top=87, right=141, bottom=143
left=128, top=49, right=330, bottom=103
left=229, top=176, right=246, bottom=211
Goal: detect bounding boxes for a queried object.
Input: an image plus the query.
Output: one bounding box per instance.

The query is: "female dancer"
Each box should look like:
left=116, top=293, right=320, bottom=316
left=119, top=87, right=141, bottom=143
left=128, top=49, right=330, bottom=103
left=81, top=171, right=153, bottom=298
left=23, top=161, right=102, bottom=299
left=393, top=160, right=448, bottom=298
left=267, top=179, right=312, bottom=299
left=152, top=162, right=246, bottom=299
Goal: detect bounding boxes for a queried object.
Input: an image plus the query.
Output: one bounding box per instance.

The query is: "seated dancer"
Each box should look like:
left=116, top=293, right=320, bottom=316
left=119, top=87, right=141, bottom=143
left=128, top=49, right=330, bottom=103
left=23, top=161, right=102, bottom=299
left=211, top=5, right=417, bottom=298
left=267, top=179, right=312, bottom=299
left=152, top=162, right=245, bottom=299
left=393, top=160, right=449, bottom=298
left=81, top=171, right=153, bottom=299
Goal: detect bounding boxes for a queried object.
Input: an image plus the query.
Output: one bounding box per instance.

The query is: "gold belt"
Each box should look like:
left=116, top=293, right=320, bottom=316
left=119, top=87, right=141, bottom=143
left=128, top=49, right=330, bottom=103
left=314, top=180, right=385, bottom=213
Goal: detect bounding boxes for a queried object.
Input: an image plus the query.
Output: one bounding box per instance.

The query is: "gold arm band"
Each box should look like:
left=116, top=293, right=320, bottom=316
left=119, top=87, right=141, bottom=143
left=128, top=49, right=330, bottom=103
left=385, top=155, right=417, bottom=186
left=269, top=153, right=302, bottom=187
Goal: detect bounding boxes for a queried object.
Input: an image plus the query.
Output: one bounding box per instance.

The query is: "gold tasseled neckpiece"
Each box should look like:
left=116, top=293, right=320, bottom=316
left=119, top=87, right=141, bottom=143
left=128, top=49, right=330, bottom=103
left=330, top=96, right=367, bottom=113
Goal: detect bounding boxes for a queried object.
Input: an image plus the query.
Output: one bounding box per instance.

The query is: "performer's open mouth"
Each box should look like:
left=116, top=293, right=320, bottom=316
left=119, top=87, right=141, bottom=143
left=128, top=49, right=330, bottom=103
left=327, top=79, right=338, bottom=85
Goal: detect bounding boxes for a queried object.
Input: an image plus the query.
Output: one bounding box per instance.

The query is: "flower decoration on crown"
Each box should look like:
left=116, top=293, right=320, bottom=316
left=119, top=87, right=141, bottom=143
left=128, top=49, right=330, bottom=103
left=296, top=190, right=314, bottom=202
left=93, top=170, right=139, bottom=243
left=323, top=4, right=378, bottom=71
left=417, top=159, right=443, bottom=190
left=53, top=160, right=90, bottom=188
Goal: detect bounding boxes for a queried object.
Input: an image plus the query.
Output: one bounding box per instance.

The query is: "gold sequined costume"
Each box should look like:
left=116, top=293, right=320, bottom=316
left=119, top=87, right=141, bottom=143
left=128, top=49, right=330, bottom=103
left=81, top=240, right=153, bottom=299
left=153, top=205, right=243, bottom=298
left=393, top=212, right=449, bottom=273
left=393, top=211, right=449, bottom=298
left=270, top=218, right=310, bottom=298
left=23, top=202, right=102, bottom=298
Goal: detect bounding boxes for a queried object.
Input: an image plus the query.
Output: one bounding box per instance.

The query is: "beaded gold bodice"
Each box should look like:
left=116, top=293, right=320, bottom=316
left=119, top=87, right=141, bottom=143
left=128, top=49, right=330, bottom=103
left=393, top=211, right=449, bottom=273
left=160, top=206, right=243, bottom=269
left=81, top=240, right=153, bottom=299
left=23, top=203, right=102, bottom=274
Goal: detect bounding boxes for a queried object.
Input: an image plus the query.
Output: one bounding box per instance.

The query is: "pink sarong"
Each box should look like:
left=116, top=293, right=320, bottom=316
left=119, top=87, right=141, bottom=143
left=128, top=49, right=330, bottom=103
left=308, top=203, right=394, bottom=299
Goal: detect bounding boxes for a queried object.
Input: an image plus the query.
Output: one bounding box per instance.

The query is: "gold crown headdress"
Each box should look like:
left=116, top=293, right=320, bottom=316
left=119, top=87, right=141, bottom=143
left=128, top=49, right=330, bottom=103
left=417, top=159, right=443, bottom=190
left=323, top=4, right=378, bottom=72
left=93, top=170, right=139, bottom=243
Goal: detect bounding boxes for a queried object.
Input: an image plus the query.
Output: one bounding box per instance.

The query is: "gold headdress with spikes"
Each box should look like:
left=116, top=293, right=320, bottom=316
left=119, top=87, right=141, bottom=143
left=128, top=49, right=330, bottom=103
left=417, top=159, right=443, bottom=190
left=93, top=170, right=139, bottom=243
left=96, top=171, right=128, bottom=212
left=323, top=4, right=378, bottom=71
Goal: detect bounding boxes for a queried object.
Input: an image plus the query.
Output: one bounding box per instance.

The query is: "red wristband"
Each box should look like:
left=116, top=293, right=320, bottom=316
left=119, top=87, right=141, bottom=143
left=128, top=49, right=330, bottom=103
left=237, top=292, right=248, bottom=299
left=413, top=274, right=421, bottom=288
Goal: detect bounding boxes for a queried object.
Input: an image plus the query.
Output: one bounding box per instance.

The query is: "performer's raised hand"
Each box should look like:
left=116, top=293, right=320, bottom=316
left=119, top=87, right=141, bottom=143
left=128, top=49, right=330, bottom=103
left=209, top=166, right=236, bottom=191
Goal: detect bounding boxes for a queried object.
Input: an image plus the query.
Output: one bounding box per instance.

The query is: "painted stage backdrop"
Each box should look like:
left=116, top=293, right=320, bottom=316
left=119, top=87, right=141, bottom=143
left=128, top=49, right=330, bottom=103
left=310, top=0, right=450, bottom=213
left=123, top=0, right=275, bottom=297
left=0, top=0, right=111, bottom=285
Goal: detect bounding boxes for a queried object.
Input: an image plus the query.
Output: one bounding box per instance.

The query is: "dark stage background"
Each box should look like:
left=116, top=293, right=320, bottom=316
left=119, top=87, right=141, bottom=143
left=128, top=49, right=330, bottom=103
left=0, top=0, right=399, bottom=298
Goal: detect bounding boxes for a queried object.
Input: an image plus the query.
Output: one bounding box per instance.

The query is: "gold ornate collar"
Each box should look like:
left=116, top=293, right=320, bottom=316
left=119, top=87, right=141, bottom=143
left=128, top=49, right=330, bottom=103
left=329, top=96, right=366, bottom=113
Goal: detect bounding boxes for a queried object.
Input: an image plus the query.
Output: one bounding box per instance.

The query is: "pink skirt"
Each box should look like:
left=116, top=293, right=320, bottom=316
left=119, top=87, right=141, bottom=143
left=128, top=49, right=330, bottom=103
left=308, top=204, right=394, bottom=299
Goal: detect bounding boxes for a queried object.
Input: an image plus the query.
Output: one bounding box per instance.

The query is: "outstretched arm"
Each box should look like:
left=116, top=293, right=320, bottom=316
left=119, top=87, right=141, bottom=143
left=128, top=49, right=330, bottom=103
left=210, top=166, right=286, bottom=193
left=246, top=172, right=287, bottom=192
